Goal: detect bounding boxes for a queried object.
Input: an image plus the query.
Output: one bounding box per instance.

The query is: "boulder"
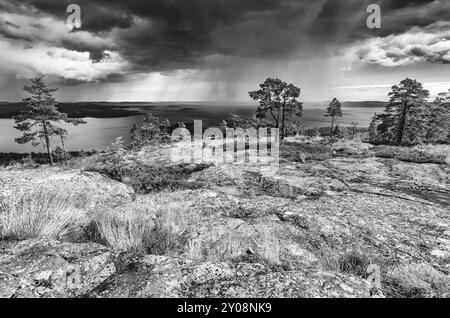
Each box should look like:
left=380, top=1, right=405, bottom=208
left=0, top=168, right=135, bottom=210
left=0, top=239, right=115, bottom=298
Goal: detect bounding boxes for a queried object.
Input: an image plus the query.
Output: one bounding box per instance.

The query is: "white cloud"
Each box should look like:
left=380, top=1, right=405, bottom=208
left=0, top=40, right=128, bottom=83
left=0, top=6, right=129, bottom=83
left=353, top=21, right=450, bottom=67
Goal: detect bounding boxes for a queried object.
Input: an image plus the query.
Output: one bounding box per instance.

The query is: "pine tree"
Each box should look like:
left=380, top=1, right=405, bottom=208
left=159, top=118, right=172, bottom=143
left=350, top=122, right=358, bottom=140
left=14, top=78, right=85, bottom=165
left=129, top=122, right=142, bottom=149
left=53, top=127, right=69, bottom=165
left=425, top=90, right=450, bottom=143
left=314, top=127, right=321, bottom=138
left=368, top=114, right=378, bottom=143
left=333, top=125, right=343, bottom=139
left=325, top=98, right=342, bottom=138
left=376, top=78, right=430, bottom=145
left=140, top=113, right=162, bottom=143
left=249, top=78, right=303, bottom=140
left=131, top=113, right=172, bottom=147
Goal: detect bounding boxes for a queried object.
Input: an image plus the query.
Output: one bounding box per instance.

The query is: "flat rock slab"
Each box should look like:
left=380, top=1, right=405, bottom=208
left=0, top=168, right=134, bottom=210
left=0, top=239, right=115, bottom=298
left=86, top=255, right=370, bottom=298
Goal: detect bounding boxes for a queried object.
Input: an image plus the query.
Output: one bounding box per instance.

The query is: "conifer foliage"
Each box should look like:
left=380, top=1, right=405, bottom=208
left=14, top=78, right=86, bottom=165
left=369, top=78, right=449, bottom=145
left=325, top=98, right=342, bottom=138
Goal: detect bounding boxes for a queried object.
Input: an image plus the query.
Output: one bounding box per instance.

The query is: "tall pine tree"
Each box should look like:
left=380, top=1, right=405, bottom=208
left=325, top=98, right=342, bottom=138
left=375, top=78, right=429, bottom=145
left=249, top=78, right=303, bottom=140
left=14, top=78, right=86, bottom=165
left=426, top=90, right=450, bottom=143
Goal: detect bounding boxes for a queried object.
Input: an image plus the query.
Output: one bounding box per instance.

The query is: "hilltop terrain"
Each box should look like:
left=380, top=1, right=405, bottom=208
left=0, top=139, right=449, bottom=298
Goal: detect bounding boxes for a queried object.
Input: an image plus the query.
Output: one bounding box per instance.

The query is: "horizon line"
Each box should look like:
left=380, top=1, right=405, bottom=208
left=0, top=100, right=389, bottom=104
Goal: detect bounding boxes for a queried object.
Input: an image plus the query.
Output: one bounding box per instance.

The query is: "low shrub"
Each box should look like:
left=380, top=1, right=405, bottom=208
left=0, top=151, right=96, bottom=167
left=87, top=161, right=210, bottom=193
left=374, top=146, right=447, bottom=164
left=281, top=142, right=333, bottom=162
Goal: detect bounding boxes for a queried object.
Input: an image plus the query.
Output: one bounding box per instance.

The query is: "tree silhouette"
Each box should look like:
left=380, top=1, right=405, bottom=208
left=249, top=78, right=303, bottom=140
left=129, top=113, right=172, bottom=148
left=325, top=98, right=342, bottom=138
left=426, top=90, right=450, bottom=143
left=375, top=79, right=429, bottom=145
left=14, top=78, right=86, bottom=165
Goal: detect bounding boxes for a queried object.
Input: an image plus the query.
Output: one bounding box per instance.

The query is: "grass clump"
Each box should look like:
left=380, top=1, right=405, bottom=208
left=91, top=196, right=198, bottom=254
left=383, top=263, right=450, bottom=298
left=337, top=250, right=371, bottom=276
left=93, top=210, right=152, bottom=252
left=144, top=203, right=191, bottom=255
left=311, top=245, right=372, bottom=278
left=0, top=189, right=85, bottom=240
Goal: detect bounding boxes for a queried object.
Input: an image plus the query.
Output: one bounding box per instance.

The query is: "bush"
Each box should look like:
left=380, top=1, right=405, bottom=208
left=280, top=142, right=333, bottom=162
left=87, top=160, right=210, bottom=194
left=0, top=151, right=96, bottom=167
left=374, top=146, right=446, bottom=164
left=0, top=189, right=85, bottom=240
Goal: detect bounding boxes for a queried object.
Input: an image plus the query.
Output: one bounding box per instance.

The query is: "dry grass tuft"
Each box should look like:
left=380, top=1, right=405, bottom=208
left=144, top=202, right=192, bottom=255
left=0, top=188, right=85, bottom=240
left=384, top=263, right=450, bottom=298
left=338, top=250, right=371, bottom=276
left=93, top=209, right=153, bottom=252
left=312, top=246, right=372, bottom=278
left=92, top=194, right=199, bottom=253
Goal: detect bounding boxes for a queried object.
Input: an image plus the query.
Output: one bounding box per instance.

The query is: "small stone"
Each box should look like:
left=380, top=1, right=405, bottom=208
left=431, top=249, right=450, bottom=259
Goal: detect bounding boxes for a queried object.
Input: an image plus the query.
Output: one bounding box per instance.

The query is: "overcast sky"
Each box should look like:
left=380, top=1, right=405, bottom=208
left=0, top=0, right=450, bottom=102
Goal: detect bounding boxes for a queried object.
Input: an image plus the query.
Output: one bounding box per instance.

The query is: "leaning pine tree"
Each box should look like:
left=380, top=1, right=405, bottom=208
left=14, top=77, right=86, bottom=165
left=374, top=78, right=430, bottom=146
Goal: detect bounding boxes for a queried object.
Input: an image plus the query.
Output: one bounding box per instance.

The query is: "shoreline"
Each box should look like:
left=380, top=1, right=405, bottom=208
left=0, top=101, right=387, bottom=119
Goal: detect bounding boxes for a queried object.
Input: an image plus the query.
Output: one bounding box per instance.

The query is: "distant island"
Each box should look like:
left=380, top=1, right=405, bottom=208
left=0, top=101, right=387, bottom=119
left=0, top=102, right=143, bottom=119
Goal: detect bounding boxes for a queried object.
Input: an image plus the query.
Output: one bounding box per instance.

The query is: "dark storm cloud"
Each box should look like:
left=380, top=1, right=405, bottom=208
left=1, top=0, right=450, bottom=77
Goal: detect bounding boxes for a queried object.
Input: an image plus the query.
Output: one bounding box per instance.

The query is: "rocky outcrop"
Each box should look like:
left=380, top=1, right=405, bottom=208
left=0, top=239, right=115, bottom=298
left=1, top=141, right=448, bottom=298
left=0, top=239, right=370, bottom=298
left=87, top=255, right=370, bottom=298
left=0, top=168, right=135, bottom=210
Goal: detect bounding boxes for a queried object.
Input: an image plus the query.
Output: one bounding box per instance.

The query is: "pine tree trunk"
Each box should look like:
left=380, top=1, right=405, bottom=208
left=43, top=121, right=53, bottom=166
left=60, top=136, right=68, bottom=166
left=281, top=102, right=286, bottom=141
left=330, top=116, right=335, bottom=138
left=397, top=101, right=408, bottom=146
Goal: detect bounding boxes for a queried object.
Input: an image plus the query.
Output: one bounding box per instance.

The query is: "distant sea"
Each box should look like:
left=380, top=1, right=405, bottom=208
left=0, top=101, right=386, bottom=153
